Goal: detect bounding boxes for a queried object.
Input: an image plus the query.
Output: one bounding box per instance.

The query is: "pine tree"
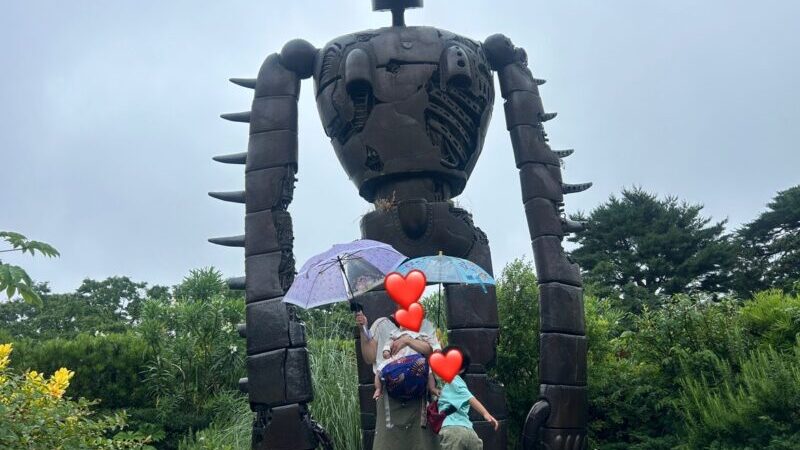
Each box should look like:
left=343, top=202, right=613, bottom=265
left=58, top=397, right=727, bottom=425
left=568, top=188, right=736, bottom=314
left=734, top=185, right=800, bottom=297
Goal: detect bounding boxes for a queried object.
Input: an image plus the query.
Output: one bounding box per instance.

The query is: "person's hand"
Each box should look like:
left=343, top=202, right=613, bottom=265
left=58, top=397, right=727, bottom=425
left=430, top=387, right=441, bottom=397
left=390, top=334, right=411, bottom=355
left=484, top=413, right=499, bottom=431
left=355, top=312, right=368, bottom=328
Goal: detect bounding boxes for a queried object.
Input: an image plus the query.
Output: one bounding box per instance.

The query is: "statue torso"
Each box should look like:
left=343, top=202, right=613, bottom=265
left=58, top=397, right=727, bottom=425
left=313, top=26, right=494, bottom=202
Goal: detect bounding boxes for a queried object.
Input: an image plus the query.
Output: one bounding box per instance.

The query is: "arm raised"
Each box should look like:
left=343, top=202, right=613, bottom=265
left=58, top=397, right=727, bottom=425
left=214, top=38, right=333, bottom=450
left=484, top=33, right=590, bottom=450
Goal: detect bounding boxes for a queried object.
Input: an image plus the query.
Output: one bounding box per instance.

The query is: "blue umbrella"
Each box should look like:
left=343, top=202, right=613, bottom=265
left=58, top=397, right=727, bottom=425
left=395, top=252, right=495, bottom=291
left=395, top=253, right=495, bottom=333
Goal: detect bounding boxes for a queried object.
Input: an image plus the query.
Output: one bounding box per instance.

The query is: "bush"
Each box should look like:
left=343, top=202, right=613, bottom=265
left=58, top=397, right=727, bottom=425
left=739, top=289, right=800, bottom=352
left=0, top=343, right=153, bottom=449
left=678, top=344, right=800, bottom=449
left=137, top=268, right=246, bottom=449
left=9, top=332, right=153, bottom=410
left=492, top=258, right=540, bottom=448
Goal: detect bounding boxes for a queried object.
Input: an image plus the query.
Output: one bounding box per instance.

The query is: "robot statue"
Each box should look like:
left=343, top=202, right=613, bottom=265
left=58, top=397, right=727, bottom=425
left=210, top=1, right=590, bottom=449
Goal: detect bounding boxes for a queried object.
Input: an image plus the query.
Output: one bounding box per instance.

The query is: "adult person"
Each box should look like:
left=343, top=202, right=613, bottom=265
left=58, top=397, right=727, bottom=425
left=356, top=310, right=441, bottom=450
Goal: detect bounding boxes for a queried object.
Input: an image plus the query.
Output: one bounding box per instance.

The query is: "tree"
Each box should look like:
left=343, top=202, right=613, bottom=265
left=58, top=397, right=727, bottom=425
left=0, top=231, right=59, bottom=306
left=0, top=277, right=157, bottom=340
left=568, top=188, right=736, bottom=314
left=138, top=267, right=245, bottom=448
left=734, top=185, right=800, bottom=297
left=492, top=258, right=540, bottom=448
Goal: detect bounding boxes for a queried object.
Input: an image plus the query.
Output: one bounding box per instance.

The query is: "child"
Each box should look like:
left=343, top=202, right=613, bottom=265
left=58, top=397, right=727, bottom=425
left=435, top=345, right=499, bottom=450
left=373, top=326, right=438, bottom=399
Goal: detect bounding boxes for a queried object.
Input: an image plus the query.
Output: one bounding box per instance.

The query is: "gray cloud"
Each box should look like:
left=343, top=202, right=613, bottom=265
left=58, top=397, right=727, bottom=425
left=2, top=0, right=798, bottom=292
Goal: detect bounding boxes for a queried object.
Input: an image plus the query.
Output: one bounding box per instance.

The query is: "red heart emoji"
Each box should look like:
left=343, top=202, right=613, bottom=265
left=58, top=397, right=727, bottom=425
left=429, top=349, right=463, bottom=383
left=385, top=270, right=427, bottom=309
left=395, top=303, right=425, bottom=332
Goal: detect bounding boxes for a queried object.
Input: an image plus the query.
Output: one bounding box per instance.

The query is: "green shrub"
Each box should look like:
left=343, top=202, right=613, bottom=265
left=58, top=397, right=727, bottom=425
left=9, top=332, right=153, bottom=410
left=492, top=258, right=540, bottom=448
left=739, top=289, right=800, bottom=352
left=137, top=268, right=246, bottom=449
left=678, top=344, right=800, bottom=449
left=0, top=343, right=154, bottom=449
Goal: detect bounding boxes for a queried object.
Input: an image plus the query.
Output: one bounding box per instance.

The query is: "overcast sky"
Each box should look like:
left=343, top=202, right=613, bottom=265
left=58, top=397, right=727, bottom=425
left=2, top=0, right=798, bottom=293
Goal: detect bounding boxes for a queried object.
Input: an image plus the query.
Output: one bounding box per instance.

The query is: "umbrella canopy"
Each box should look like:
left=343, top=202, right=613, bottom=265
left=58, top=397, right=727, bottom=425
left=395, top=254, right=495, bottom=288
left=283, top=239, right=407, bottom=309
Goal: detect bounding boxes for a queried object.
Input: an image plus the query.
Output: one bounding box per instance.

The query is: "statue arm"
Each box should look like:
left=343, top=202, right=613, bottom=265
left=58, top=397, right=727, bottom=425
left=483, top=34, right=591, bottom=450
left=214, top=39, right=328, bottom=450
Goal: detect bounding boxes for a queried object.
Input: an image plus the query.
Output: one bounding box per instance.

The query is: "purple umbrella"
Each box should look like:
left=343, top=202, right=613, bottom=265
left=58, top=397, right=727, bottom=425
left=283, top=239, right=407, bottom=309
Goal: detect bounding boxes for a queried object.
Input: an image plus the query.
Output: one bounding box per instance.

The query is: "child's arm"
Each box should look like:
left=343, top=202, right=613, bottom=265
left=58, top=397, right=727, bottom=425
left=468, top=397, right=499, bottom=431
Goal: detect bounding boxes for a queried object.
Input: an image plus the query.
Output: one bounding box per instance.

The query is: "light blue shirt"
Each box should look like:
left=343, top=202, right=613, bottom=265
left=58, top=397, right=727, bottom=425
left=438, top=375, right=474, bottom=429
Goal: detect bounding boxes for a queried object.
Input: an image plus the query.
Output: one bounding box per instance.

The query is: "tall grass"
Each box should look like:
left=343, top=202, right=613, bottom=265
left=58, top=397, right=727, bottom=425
left=180, top=309, right=361, bottom=450
left=178, top=394, right=251, bottom=450
left=307, top=311, right=361, bottom=449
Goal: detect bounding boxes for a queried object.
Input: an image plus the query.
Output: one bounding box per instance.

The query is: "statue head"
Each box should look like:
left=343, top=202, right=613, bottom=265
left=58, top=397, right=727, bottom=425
left=371, top=0, right=423, bottom=11
left=371, top=0, right=423, bottom=26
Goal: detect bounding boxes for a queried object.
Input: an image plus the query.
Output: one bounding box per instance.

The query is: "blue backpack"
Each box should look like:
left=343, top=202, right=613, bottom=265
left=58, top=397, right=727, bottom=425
left=380, top=353, right=429, bottom=401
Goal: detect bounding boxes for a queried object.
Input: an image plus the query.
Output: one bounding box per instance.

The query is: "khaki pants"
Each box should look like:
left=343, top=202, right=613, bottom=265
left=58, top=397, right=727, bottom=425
left=374, top=396, right=439, bottom=450
left=439, top=426, right=483, bottom=450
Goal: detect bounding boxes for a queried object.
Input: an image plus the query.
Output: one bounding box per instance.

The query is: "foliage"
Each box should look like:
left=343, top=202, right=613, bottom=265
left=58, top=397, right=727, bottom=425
left=180, top=301, right=361, bottom=450
left=491, top=258, right=540, bottom=447
left=677, top=344, right=800, bottom=449
left=488, top=256, right=800, bottom=449
left=738, top=289, right=800, bottom=352
left=0, top=277, right=159, bottom=340
left=589, top=289, right=800, bottom=449
left=568, top=187, right=736, bottom=314
left=0, top=231, right=59, bottom=306
left=171, top=268, right=233, bottom=303
left=9, top=332, right=153, bottom=410
left=177, top=398, right=251, bottom=450
left=587, top=296, right=745, bottom=449
left=138, top=267, right=246, bottom=448
left=734, top=185, right=800, bottom=297
left=307, top=334, right=360, bottom=450
left=296, top=301, right=355, bottom=341
left=419, top=289, right=448, bottom=346
left=0, top=343, right=154, bottom=449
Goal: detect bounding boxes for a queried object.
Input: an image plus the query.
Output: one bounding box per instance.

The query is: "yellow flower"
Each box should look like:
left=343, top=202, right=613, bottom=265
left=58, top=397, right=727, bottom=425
left=26, top=370, right=43, bottom=383
left=0, top=343, right=11, bottom=370
left=46, top=368, right=73, bottom=398
left=51, top=368, right=73, bottom=386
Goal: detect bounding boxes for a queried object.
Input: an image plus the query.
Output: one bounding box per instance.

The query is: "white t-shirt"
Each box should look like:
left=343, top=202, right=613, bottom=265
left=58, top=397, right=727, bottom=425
left=369, top=317, right=441, bottom=373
